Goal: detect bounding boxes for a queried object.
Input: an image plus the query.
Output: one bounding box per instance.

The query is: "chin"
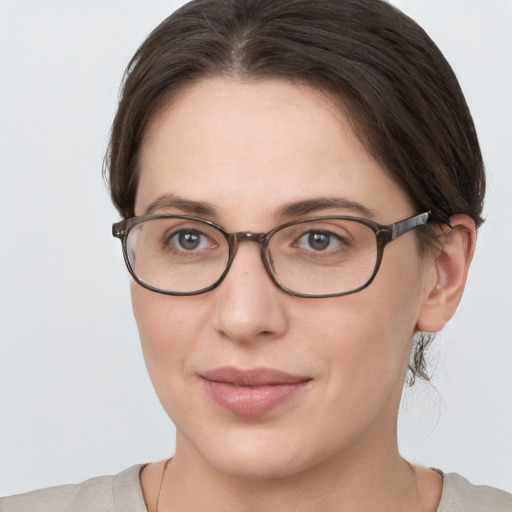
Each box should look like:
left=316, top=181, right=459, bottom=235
left=182, top=423, right=329, bottom=482
left=209, top=449, right=307, bottom=481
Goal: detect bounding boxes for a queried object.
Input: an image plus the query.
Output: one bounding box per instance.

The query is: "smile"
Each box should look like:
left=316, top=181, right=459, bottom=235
left=200, top=367, right=312, bottom=416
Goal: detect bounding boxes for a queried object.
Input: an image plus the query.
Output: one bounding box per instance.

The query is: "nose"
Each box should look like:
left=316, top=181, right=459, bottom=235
left=213, top=243, right=288, bottom=344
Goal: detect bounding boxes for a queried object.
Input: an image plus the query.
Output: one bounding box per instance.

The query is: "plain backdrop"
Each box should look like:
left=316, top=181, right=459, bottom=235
left=1, top=0, right=511, bottom=496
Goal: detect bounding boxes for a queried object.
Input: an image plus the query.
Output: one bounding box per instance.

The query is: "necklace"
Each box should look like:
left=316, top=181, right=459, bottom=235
left=155, top=458, right=171, bottom=512
left=405, top=459, right=425, bottom=512
left=154, top=457, right=424, bottom=512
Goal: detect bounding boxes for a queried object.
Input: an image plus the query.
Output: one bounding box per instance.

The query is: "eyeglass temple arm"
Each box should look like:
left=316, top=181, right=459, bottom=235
left=112, top=221, right=126, bottom=239
left=391, top=211, right=430, bottom=240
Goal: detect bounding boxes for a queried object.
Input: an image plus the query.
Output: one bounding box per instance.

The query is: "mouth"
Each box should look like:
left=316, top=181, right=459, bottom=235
left=200, top=367, right=312, bottom=416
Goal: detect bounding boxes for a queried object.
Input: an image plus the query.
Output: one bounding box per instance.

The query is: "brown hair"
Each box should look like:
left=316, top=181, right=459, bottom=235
left=105, top=0, right=485, bottom=383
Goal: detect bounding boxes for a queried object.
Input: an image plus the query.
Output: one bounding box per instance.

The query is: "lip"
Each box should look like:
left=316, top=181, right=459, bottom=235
left=200, top=367, right=311, bottom=416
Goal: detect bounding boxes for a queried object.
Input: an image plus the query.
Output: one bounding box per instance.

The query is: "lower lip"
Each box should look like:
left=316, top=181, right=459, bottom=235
left=202, top=379, right=310, bottom=416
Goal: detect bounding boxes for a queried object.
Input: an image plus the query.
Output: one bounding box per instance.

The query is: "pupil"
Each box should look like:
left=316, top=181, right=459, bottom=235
left=309, top=232, right=329, bottom=251
left=179, top=231, right=200, bottom=250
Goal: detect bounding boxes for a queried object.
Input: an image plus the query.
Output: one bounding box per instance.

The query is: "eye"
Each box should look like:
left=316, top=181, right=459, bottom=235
left=169, top=229, right=212, bottom=251
left=297, top=230, right=344, bottom=251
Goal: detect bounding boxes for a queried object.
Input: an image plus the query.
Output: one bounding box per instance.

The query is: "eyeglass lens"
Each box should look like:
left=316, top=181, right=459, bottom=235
left=125, top=217, right=378, bottom=296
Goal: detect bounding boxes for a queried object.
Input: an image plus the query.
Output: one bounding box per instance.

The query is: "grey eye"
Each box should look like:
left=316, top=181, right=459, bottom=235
left=297, top=231, right=342, bottom=251
left=307, top=232, right=331, bottom=251
left=174, top=230, right=204, bottom=250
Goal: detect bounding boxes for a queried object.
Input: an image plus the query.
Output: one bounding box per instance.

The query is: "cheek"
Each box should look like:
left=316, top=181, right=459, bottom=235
left=131, top=285, right=207, bottom=406
left=304, top=252, right=425, bottom=400
left=301, top=299, right=411, bottom=392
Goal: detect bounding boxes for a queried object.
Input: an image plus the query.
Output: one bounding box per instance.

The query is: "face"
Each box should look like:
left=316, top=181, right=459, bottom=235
left=133, top=78, right=436, bottom=480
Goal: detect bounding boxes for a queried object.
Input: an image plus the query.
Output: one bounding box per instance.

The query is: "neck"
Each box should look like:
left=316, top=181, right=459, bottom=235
left=156, top=433, right=422, bottom=512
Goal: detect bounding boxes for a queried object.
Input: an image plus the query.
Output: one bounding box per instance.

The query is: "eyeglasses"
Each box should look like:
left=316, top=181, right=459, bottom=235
left=112, top=212, right=430, bottom=298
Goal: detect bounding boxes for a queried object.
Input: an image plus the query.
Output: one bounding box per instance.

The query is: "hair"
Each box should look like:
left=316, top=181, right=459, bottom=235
left=104, top=0, right=485, bottom=383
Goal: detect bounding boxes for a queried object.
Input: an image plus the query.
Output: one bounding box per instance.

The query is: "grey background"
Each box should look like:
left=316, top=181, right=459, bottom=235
left=1, top=0, right=511, bottom=496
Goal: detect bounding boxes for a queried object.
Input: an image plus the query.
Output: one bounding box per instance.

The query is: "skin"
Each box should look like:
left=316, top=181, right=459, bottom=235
left=133, top=78, right=475, bottom=511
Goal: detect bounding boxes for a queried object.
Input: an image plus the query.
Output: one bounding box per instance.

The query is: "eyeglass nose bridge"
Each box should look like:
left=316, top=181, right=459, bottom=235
left=233, top=232, right=267, bottom=244
left=227, top=231, right=271, bottom=259
left=222, top=231, right=276, bottom=285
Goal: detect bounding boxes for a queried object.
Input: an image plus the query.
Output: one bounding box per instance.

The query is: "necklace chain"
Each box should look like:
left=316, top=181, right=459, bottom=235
left=405, top=459, right=425, bottom=512
left=155, top=458, right=171, bottom=512
left=154, top=457, right=424, bottom=512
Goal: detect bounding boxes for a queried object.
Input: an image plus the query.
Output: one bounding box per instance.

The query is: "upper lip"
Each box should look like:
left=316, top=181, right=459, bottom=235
left=201, top=366, right=311, bottom=386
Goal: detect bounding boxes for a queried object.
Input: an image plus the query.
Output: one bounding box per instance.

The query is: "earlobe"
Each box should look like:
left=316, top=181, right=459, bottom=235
left=416, top=214, right=476, bottom=333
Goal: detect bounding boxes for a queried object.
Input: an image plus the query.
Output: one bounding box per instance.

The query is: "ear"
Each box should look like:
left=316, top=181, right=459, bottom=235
left=416, top=214, right=476, bottom=333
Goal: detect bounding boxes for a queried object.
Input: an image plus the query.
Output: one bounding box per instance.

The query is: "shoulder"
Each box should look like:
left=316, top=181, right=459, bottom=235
left=0, top=465, right=147, bottom=512
left=438, top=472, right=512, bottom=512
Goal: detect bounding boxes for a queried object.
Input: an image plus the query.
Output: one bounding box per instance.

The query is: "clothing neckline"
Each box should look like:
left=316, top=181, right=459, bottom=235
left=119, top=463, right=511, bottom=512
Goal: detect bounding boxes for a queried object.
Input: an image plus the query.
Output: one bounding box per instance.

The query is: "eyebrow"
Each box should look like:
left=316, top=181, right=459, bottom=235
left=144, top=193, right=377, bottom=220
left=275, top=197, right=377, bottom=219
left=144, top=193, right=217, bottom=216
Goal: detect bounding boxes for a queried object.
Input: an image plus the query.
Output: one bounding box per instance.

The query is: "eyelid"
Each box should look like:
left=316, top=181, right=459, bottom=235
left=164, top=227, right=221, bottom=254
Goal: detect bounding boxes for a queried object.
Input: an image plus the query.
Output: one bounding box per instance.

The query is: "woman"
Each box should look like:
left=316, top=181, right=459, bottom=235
left=1, top=0, right=511, bottom=510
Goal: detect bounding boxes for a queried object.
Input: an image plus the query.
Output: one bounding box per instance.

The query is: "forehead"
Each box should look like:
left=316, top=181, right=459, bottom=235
left=136, top=78, right=412, bottom=224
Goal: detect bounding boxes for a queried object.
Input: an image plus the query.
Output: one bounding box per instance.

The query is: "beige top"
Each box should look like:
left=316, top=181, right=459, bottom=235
left=1, top=465, right=511, bottom=511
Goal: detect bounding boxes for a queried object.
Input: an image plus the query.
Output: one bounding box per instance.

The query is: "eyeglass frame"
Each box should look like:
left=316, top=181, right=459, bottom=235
left=112, top=211, right=430, bottom=298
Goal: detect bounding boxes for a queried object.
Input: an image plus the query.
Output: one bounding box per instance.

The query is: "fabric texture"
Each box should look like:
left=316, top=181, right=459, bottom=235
left=0, top=465, right=146, bottom=512
left=1, top=465, right=511, bottom=511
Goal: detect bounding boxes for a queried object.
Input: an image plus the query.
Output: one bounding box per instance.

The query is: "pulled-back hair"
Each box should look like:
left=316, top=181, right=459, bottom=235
left=105, top=0, right=485, bottom=383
